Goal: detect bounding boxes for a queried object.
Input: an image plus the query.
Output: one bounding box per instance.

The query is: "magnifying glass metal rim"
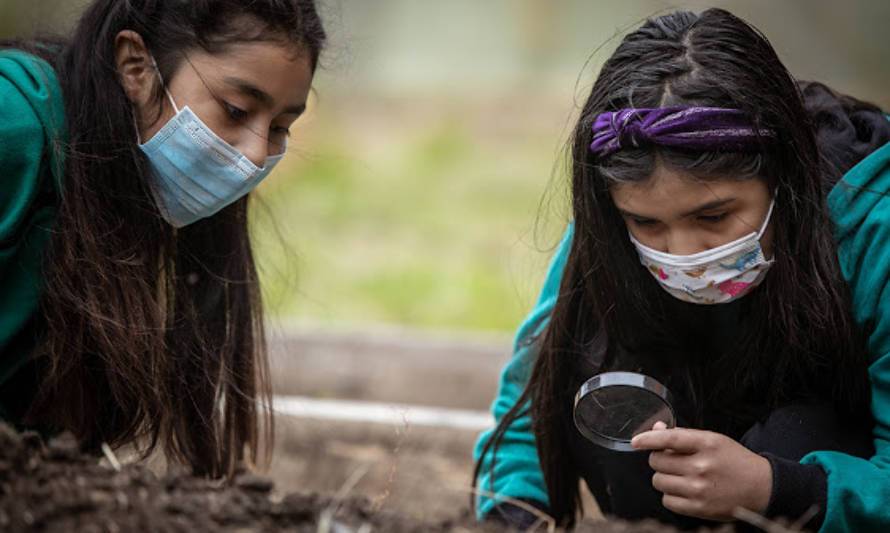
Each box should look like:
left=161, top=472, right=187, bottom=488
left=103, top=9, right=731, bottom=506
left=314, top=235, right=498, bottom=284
left=573, top=371, right=675, bottom=452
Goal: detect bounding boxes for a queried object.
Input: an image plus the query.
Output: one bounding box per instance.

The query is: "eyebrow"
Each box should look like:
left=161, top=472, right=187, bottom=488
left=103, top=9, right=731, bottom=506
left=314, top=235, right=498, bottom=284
left=223, top=76, right=306, bottom=115
left=618, top=198, right=735, bottom=220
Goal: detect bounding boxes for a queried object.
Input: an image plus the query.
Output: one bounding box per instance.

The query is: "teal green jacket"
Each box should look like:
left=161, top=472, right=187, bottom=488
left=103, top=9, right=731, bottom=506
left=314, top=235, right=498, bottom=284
left=475, top=140, right=890, bottom=532
left=0, top=49, right=65, bottom=420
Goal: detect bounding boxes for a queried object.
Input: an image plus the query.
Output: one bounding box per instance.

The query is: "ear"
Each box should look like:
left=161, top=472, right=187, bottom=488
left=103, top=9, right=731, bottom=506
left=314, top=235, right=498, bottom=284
left=114, top=30, right=156, bottom=108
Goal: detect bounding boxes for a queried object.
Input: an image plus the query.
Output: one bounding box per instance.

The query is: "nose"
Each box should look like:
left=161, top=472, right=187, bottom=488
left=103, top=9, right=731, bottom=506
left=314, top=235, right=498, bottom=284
left=664, top=231, right=706, bottom=256
left=241, top=137, right=268, bottom=168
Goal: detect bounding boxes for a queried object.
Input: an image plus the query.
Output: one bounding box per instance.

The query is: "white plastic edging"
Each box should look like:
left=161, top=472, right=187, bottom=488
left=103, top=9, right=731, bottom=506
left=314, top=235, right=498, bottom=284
left=271, top=395, right=494, bottom=431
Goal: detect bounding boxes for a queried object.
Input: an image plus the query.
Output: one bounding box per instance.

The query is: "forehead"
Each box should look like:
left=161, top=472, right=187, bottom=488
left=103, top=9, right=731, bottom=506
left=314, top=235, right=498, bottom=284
left=610, top=164, right=766, bottom=214
left=181, top=41, right=314, bottom=106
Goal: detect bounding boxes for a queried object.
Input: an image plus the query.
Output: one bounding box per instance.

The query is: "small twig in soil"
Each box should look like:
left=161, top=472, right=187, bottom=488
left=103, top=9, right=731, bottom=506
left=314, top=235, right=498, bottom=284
left=370, top=411, right=411, bottom=513
left=100, top=442, right=122, bottom=472
left=733, top=506, right=802, bottom=533
left=318, top=463, right=373, bottom=533
left=465, top=486, right=556, bottom=533
left=791, top=506, right=818, bottom=532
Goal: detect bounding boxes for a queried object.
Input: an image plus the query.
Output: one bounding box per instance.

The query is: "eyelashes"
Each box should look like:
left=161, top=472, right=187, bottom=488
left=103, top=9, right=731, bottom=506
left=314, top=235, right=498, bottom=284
left=223, top=101, right=292, bottom=138
left=223, top=102, right=248, bottom=122
left=697, top=213, right=727, bottom=223
left=628, top=213, right=728, bottom=227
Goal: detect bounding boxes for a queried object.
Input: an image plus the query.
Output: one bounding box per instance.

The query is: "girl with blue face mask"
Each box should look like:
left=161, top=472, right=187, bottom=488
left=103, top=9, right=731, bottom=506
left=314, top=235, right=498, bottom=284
left=474, top=9, right=890, bottom=532
left=137, top=57, right=290, bottom=228
left=0, top=0, right=324, bottom=477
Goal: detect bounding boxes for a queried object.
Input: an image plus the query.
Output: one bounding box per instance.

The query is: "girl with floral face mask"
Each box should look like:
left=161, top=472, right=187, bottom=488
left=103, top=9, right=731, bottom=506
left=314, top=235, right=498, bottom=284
left=475, top=8, right=890, bottom=532
left=0, top=0, right=324, bottom=477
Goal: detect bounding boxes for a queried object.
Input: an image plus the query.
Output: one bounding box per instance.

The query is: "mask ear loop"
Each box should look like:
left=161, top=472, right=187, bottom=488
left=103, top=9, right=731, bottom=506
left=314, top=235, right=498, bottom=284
left=148, top=56, right=180, bottom=114
left=756, top=194, right=777, bottom=240
left=134, top=56, right=180, bottom=144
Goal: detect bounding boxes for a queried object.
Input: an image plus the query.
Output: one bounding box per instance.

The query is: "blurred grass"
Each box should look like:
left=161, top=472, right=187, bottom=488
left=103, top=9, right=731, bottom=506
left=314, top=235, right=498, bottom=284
left=251, top=95, right=571, bottom=333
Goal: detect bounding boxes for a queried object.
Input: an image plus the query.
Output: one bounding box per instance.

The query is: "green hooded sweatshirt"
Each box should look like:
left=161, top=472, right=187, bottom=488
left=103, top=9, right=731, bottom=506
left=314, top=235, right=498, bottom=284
left=0, top=49, right=65, bottom=421
left=475, top=139, right=890, bottom=533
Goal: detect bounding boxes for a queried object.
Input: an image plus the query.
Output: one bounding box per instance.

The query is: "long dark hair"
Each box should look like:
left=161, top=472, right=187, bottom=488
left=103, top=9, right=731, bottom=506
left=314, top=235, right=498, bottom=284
left=476, top=9, right=874, bottom=526
left=5, top=0, right=325, bottom=477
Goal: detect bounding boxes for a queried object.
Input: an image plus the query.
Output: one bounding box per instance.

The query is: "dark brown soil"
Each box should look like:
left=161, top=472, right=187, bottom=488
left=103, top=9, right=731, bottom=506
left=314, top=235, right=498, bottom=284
left=0, top=422, right=720, bottom=532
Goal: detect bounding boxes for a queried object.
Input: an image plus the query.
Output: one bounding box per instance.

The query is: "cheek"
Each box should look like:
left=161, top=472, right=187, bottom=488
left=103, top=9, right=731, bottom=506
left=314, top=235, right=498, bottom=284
left=189, top=101, right=240, bottom=143
left=709, top=211, right=764, bottom=246
left=626, top=224, right=660, bottom=247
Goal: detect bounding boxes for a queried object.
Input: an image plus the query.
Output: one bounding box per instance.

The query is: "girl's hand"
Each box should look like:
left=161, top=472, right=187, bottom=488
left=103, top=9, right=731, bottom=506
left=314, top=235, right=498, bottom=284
left=631, top=422, right=772, bottom=521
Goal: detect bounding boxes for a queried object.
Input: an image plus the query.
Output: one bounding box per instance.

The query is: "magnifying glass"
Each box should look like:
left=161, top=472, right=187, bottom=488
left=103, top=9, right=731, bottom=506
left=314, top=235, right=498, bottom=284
left=573, top=371, right=676, bottom=452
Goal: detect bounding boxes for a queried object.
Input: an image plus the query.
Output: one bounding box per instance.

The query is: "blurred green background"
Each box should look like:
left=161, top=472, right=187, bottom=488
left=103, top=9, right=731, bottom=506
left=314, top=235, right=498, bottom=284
left=3, top=0, right=888, bottom=333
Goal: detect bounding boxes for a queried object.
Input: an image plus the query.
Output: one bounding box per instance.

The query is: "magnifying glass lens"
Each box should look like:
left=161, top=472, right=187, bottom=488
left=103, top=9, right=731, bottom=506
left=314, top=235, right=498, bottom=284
left=573, top=372, right=675, bottom=452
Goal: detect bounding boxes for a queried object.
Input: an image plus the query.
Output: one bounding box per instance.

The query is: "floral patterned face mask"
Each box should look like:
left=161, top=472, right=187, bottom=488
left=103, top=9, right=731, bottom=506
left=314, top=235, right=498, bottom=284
left=629, top=198, right=776, bottom=305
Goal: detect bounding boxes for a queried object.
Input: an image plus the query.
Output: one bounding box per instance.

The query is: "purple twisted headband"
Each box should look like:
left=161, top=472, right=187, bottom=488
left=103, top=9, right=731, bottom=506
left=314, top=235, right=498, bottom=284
left=589, top=106, right=775, bottom=158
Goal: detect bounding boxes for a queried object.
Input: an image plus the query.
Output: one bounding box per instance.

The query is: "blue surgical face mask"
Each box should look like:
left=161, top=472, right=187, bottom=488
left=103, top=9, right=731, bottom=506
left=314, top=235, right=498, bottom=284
left=138, top=69, right=285, bottom=228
